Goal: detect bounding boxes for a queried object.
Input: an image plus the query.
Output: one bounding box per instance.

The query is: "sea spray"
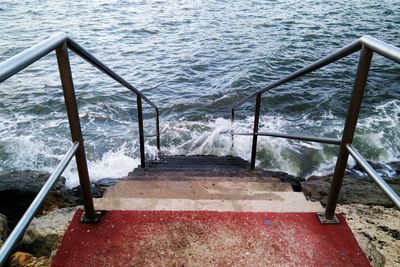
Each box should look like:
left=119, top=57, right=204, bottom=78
left=1, top=0, right=399, bottom=187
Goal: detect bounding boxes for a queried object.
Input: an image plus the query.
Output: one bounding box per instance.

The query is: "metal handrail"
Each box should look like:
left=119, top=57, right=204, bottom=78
left=234, top=131, right=341, bottom=145
left=0, top=33, right=162, bottom=264
left=231, top=39, right=362, bottom=110
left=230, top=35, right=400, bottom=222
left=66, top=39, right=157, bottom=109
left=231, top=36, right=399, bottom=110
left=0, top=33, right=160, bottom=167
left=0, top=142, right=79, bottom=266
left=0, top=32, right=164, bottom=263
left=346, top=144, right=400, bottom=209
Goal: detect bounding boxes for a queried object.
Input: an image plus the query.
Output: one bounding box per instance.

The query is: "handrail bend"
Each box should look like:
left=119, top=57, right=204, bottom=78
left=231, top=35, right=400, bottom=222
left=0, top=32, right=160, bottom=165
left=0, top=33, right=161, bottom=264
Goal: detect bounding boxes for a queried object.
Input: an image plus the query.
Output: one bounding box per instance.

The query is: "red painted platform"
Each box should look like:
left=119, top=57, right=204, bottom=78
left=52, top=210, right=370, bottom=267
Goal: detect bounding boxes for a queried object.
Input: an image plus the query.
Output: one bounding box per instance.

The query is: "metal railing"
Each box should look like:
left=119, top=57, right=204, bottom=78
left=0, top=143, right=79, bottom=266
left=0, top=33, right=160, bottom=264
left=231, top=35, right=400, bottom=222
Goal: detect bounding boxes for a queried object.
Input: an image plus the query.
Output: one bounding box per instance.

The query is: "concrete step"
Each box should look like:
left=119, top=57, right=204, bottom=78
left=153, top=155, right=247, bottom=162
left=145, top=155, right=249, bottom=170
left=94, top=192, right=323, bottom=212
left=124, top=174, right=282, bottom=182
left=96, top=179, right=322, bottom=212
left=129, top=169, right=270, bottom=178
left=103, top=180, right=293, bottom=199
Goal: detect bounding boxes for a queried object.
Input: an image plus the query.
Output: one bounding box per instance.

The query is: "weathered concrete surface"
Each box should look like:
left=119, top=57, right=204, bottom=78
left=98, top=156, right=322, bottom=212
left=302, top=175, right=400, bottom=207
left=104, top=180, right=293, bottom=199
left=337, top=204, right=400, bottom=267
left=52, top=210, right=370, bottom=267
left=95, top=193, right=323, bottom=212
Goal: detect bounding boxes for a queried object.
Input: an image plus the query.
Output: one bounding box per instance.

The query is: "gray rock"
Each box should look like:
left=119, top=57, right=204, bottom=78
left=0, top=213, right=7, bottom=249
left=302, top=175, right=400, bottom=207
left=0, top=171, right=70, bottom=229
left=0, top=213, right=8, bottom=242
left=19, top=207, right=77, bottom=257
left=349, top=161, right=398, bottom=179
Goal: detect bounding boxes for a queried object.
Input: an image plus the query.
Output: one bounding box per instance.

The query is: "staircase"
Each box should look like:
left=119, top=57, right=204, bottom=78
left=94, top=155, right=323, bottom=212
left=56, top=155, right=370, bottom=267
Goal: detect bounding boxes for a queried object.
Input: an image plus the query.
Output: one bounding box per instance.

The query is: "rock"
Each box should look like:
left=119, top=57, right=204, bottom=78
left=262, top=170, right=305, bottom=192
left=302, top=175, right=400, bottom=207
left=19, top=207, right=77, bottom=257
left=386, top=161, right=400, bottom=175
left=350, top=161, right=398, bottom=180
left=337, top=204, right=400, bottom=267
left=0, top=171, right=119, bottom=231
left=9, top=252, right=50, bottom=267
left=0, top=213, right=8, bottom=243
left=70, top=178, right=121, bottom=200
left=275, top=172, right=305, bottom=192
left=0, top=171, right=72, bottom=229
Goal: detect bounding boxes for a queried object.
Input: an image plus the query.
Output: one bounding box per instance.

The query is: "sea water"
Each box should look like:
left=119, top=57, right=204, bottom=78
left=0, top=0, right=399, bottom=187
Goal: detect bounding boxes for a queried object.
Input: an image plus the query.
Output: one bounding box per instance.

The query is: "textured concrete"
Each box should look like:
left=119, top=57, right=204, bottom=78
left=52, top=210, right=370, bottom=267
left=104, top=180, right=293, bottom=199
left=94, top=195, right=323, bottom=212
left=97, top=179, right=322, bottom=212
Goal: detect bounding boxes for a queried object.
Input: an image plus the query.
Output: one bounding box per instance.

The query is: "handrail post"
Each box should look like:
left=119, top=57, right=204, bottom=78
left=250, top=93, right=262, bottom=169
left=56, top=42, right=97, bottom=222
left=231, top=108, right=235, bottom=149
left=156, top=108, right=161, bottom=151
left=137, top=95, right=145, bottom=167
left=321, top=45, right=373, bottom=222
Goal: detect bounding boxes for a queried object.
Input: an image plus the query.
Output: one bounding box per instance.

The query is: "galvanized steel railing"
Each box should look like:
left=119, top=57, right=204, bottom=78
left=231, top=35, right=400, bottom=222
left=0, top=143, right=79, bottom=266
left=0, top=33, right=160, bottom=264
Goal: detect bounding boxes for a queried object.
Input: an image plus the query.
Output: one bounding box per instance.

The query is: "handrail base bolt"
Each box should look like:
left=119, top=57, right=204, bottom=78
left=80, top=211, right=103, bottom=224
left=317, top=212, right=340, bottom=224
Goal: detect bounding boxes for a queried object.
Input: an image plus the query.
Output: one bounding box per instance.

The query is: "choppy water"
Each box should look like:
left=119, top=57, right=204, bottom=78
left=0, top=0, right=399, bottom=187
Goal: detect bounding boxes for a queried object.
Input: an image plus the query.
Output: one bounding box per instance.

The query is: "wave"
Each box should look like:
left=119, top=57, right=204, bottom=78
left=1, top=99, right=399, bottom=188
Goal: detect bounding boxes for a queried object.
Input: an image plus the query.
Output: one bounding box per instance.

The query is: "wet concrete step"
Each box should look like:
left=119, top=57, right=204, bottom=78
left=124, top=175, right=282, bottom=182
left=132, top=168, right=247, bottom=175
left=146, top=155, right=249, bottom=168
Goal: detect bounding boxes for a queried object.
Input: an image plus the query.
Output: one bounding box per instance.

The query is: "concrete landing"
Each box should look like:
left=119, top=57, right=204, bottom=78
left=52, top=210, right=370, bottom=267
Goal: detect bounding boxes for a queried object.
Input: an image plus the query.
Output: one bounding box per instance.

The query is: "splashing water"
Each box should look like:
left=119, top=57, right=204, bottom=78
left=0, top=1, right=399, bottom=187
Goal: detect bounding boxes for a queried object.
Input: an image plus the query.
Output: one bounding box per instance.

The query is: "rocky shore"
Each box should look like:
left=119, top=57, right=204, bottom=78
left=301, top=175, right=400, bottom=267
left=0, top=169, right=398, bottom=266
left=0, top=171, right=117, bottom=267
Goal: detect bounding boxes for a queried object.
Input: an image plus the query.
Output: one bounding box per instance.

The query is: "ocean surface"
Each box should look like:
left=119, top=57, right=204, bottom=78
left=0, top=0, right=399, bottom=187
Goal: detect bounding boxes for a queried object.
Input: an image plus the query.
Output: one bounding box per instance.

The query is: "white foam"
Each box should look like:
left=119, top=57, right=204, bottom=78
left=2, top=99, right=400, bottom=186
left=63, top=145, right=140, bottom=188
